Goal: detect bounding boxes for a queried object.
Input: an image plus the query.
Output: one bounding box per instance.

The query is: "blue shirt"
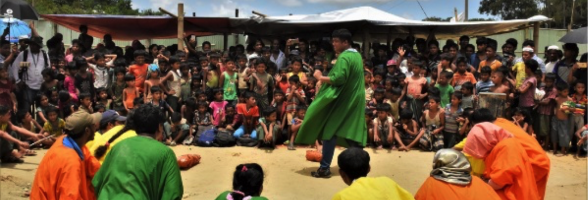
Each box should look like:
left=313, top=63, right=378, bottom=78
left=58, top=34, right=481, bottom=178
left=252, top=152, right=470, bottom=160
left=476, top=80, right=494, bottom=95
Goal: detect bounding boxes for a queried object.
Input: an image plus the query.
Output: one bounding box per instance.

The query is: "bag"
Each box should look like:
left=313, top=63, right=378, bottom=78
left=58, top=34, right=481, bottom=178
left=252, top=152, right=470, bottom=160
left=214, top=130, right=236, bottom=147
left=196, top=128, right=216, bottom=147
left=306, top=150, right=322, bottom=162
left=419, top=128, right=434, bottom=151
left=236, top=135, right=258, bottom=147
left=177, top=154, right=201, bottom=170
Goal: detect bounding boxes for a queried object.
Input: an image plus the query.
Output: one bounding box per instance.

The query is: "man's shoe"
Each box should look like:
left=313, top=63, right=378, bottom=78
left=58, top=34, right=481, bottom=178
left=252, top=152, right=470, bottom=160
left=311, top=168, right=332, bottom=178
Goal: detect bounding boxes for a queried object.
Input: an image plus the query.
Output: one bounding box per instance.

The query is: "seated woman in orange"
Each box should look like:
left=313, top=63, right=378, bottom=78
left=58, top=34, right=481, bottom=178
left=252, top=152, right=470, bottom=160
left=415, top=149, right=500, bottom=200
left=463, top=109, right=540, bottom=200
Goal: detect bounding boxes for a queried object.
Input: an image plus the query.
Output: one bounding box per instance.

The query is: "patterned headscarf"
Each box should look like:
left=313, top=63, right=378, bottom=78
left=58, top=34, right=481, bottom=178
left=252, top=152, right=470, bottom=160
left=431, top=149, right=472, bottom=185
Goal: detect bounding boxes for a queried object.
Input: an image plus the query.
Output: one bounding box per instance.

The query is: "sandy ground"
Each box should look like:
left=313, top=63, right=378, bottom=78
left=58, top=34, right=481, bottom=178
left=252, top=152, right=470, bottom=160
left=0, top=145, right=586, bottom=200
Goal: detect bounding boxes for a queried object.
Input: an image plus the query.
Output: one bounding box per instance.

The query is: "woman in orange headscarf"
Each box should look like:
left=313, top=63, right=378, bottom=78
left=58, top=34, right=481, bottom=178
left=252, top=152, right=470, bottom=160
left=463, top=109, right=541, bottom=200
left=415, top=149, right=500, bottom=200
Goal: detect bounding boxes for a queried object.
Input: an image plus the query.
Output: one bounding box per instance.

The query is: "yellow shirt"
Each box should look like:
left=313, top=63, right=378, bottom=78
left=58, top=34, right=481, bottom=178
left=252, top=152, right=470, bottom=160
left=43, top=119, right=65, bottom=137
left=332, top=177, right=414, bottom=200
left=456, top=138, right=486, bottom=177
left=88, top=125, right=137, bottom=164
left=512, top=62, right=527, bottom=89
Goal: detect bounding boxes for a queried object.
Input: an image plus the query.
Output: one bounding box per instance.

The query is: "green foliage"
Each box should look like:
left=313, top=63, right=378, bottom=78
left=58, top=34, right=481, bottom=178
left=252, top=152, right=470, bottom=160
left=468, top=18, right=495, bottom=21
left=478, top=0, right=540, bottom=20
left=25, top=0, right=163, bottom=15
left=541, top=0, right=587, bottom=29
left=422, top=16, right=451, bottom=22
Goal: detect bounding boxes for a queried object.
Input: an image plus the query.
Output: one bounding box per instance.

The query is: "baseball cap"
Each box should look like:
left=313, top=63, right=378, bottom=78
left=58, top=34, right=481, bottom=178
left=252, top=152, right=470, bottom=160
left=100, top=110, right=127, bottom=126
left=386, top=59, right=397, bottom=66
left=65, top=111, right=102, bottom=134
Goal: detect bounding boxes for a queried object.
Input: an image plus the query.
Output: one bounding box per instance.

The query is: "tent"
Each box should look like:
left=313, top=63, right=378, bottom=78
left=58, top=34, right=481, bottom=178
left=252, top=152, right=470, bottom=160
left=230, top=6, right=549, bottom=40
left=41, top=14, right=233, bottom=40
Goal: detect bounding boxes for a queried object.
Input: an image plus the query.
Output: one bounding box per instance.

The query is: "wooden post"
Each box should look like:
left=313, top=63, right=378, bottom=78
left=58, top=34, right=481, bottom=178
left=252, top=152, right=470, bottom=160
left=362, top=29, right=370, bottom=58
left=533, top=22, right=540, bottom=52
left=465, top=0, right=468, bottom=21
left=386, top=27, right=392, bottom=49
left=235, top=9, right=239, bottom=46
left=178, top=3, right=184, bottom=50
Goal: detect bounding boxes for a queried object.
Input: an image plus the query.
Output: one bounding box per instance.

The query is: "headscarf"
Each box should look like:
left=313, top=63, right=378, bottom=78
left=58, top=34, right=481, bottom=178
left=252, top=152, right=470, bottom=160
left=431, top=149, right=472, bottom=185
left=463, top=122, right=513, bottom=159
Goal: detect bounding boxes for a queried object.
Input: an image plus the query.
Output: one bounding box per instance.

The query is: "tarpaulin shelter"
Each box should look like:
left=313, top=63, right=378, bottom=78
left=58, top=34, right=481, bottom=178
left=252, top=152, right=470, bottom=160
left=41, top=14, right=233, bottom=40
left=231, top=6, right=549, bottom=39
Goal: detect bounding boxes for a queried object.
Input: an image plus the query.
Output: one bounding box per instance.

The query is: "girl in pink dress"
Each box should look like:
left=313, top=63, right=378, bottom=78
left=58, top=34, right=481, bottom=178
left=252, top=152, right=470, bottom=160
left=209, top=88, right=228, bottom=127
left=63, top=62, right=79, bottom=102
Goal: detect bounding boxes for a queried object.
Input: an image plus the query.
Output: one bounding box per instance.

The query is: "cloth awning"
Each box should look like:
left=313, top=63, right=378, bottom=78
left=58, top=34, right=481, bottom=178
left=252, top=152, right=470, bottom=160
left=41, top=14, right=233, bottom=40
left=230, top=6, right=550, bottom=39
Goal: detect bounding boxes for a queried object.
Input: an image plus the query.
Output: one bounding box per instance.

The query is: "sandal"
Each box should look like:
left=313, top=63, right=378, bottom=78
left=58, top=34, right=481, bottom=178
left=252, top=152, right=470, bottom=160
left=287, top=144, right=296, bottom=151
left=311, top=168, right=332, bottom=178
left=23, top=150, right=37, bottom=156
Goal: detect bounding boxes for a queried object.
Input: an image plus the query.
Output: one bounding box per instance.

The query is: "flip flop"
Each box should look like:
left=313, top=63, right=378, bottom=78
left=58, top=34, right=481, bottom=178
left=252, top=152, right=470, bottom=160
left=24, top=150, right=37, bottom=156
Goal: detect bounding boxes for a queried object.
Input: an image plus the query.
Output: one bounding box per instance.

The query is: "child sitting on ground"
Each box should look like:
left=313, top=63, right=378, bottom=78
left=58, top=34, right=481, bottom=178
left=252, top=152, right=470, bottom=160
left=123, top=74, right=138, bottom=111
left=149, top=86, right=174, bottom=115
left=35, top=94, right=53, bottom=125
left=233, top=92, right=260, bottom=139
left=58, top=90, right=76, bottom=119
left=288, top=106, right=307, bottom=150
left=192, top=101, right=213, bottom=140
left=371, top=104, right=395, bottom=149
left=42, top=106, right=64, bottom=146
left=221, top=105, right=237, bottom=130
left=96, top=87, right=111, bottom=110
left=164, top=113, right=190, bottom=146
left=257, top=107, right=280, bottom=148
left=110, top=67, right=127, bottom=109
left=419, top=96, right=445, bottom=151
left=78, top=92, right=93, bottom=113
left=394, top=109, right=421, bottom=151
left=271, top=90, right=286, bottom=123
left=214, top=163, right=268, bottom=200
left=368, top=88, right=386, bottom=113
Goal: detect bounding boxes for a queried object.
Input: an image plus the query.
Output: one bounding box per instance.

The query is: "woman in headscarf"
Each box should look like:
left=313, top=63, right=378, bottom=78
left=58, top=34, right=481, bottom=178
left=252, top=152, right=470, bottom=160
left=415, top=149, right=500, bottom=200
left=463, top=109, right=540, bottom=200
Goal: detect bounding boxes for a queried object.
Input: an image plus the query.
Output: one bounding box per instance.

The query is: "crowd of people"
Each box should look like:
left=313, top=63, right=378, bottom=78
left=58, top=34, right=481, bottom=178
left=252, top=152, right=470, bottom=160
left=0, top=22, right=585, bottom=199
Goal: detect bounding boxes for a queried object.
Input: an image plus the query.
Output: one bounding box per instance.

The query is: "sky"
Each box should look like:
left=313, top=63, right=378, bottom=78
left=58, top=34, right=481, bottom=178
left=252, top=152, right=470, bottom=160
left=130, top=0, right=495, bottom=20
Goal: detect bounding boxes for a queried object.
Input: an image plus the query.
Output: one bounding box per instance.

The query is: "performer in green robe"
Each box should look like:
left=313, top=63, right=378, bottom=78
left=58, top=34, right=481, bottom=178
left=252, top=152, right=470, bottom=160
left=92, top=105, right=183, bottom=200
left=295, top=29, right=366, bottom=178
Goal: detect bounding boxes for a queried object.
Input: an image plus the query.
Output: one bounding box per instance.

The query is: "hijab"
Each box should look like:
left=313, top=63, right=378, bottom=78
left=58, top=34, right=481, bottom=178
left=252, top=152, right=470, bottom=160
left=431, top=149, right=472, bottom=185
left=463, top=122, right=513, bottom=159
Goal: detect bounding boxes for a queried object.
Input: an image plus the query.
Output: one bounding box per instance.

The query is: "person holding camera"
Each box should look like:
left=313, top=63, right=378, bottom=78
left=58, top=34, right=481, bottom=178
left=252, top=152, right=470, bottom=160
left=10, top=36, right=50, bottom=112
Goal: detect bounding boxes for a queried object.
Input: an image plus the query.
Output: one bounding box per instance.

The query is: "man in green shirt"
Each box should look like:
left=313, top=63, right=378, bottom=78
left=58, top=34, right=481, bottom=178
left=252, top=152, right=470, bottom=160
left=296, top=29, right=367, bottom=178
left=92, top=104, right=183, bottom=199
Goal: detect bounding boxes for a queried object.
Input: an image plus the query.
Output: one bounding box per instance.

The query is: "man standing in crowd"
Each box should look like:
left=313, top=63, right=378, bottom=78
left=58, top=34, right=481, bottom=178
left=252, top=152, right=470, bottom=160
left=296, top=29, right=366, bottom=178
left=31, top=110, right=102, bottom=199
left=10, top=36, right=50, bottom=112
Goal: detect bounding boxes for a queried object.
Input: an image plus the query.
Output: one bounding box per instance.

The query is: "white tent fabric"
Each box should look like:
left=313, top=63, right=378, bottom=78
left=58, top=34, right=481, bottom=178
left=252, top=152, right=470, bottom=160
left=230, top=6, right=549, bottom=39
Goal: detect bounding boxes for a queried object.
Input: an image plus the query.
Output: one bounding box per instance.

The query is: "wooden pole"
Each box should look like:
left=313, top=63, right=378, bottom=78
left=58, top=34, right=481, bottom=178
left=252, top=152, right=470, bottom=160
left=454, top=8, right=458, bottom=21
left=362, top=29, right=370, bottom=58
left=178, top=3, right=184, bottom=50
left=235, top=9, right=239, bottom=46
left=223, top=33, right=228, bottom=50
left=533, top=22, right=540, bottom=52
left=386, top=27, right=392, bottom=49
left=568, top=0, right=576, bottom=32
left=465, top=0, right=468, bottom=21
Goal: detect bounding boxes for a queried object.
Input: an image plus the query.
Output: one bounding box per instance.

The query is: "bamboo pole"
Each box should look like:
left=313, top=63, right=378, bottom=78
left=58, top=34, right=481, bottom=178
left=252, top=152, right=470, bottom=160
left=533, top=22, right=540, bottom=52
left=178, top=3, right=184, bottom=50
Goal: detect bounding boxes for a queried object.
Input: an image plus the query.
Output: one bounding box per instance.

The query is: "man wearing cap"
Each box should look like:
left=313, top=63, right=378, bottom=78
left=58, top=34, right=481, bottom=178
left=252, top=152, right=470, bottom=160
left=18, top=35, right=29, bottom=52
left=86, top=110, right=127, bottom=148
left=10, top=36, right=50, bottom=112
left=515, top=40, right=546, bottom=73
left=545, top=45, right=560, bottom=74
left=31, top=110, right=102, bottom=200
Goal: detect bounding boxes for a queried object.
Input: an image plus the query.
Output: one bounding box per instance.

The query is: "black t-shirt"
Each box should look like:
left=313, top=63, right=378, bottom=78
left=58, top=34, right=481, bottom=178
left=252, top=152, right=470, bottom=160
left=75, top=71, right=94, bottom=96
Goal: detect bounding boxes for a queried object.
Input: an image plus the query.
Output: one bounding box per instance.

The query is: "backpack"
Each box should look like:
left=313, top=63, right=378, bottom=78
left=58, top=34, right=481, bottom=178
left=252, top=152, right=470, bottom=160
left=214, top=130, right=236, bottom=147
left=196, top=128, right=216, bottom=147
left=236, top=135, right=259, bottom=147
left=23, top=49, right=49, bottom=68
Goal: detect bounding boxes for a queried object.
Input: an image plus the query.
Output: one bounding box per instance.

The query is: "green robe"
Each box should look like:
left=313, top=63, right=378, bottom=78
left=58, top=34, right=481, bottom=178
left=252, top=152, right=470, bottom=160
left=295, top=49, right=366, bottom=147
left=92, top=136, right=183, bottom=200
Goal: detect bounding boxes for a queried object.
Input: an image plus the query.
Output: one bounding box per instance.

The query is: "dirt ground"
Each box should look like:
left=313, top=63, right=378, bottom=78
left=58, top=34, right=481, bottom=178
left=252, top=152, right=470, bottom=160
left=0, top=145, right=586, bottom=200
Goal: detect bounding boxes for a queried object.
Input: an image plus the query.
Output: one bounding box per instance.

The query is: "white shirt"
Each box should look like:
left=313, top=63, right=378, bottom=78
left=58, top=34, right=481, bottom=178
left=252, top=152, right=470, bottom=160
left=545, top=61, right=558, bottom=74
left=270, top=50, right=286, bottom=70
left=11, top=49, right=50, bottom=90
left=515, top=54, right=546, bottom=73
left=88, top=63, right=110, bottom=89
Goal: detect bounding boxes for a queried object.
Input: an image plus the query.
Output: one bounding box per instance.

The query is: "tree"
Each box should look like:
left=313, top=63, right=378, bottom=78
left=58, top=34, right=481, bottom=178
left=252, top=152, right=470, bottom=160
left=468, top=18, right=495, bottom=21
left=422, top=16, right=451, bottom=22
left=25, top=0, right=163, bottom=16
left=478, top=0, right=540, bottom=20
left=540, top=0, right=587, bottom=29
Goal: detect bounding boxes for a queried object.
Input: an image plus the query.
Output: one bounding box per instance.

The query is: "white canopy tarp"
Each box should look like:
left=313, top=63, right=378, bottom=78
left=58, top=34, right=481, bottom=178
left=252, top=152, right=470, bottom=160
left=230, top=6, right=549, bottom=39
